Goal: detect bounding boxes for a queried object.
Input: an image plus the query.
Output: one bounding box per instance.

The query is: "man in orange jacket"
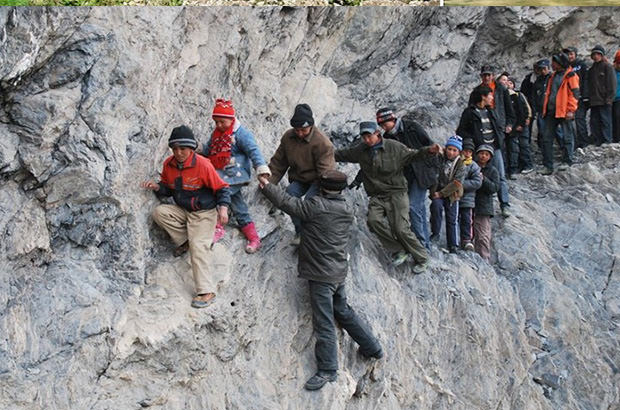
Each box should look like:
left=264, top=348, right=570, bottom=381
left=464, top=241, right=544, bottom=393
left=540, top=53, right=580, bottom=175
left=141, top=125, right=231, bottom=308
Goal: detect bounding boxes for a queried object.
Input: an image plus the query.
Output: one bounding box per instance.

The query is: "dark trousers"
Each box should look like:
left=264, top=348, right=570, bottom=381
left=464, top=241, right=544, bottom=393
left=613, top=100, right=620, bottom=143
left=459, top=207, right=474, bottom=243
left=575, top=100, right=590, bottom=148
left=430, top=197, right=459, bottom=248
left=285, top=181, right=319, bottom=234
left=542, top=116, right=575, bottom=170
left=590, top=104, right=613, bottom=145
left=507, top=128, right=533, bottom=173
left=309, top=280, right=381, bottom=372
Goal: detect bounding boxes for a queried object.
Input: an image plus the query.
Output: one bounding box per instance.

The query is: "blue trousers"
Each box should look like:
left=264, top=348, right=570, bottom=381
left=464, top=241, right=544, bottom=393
left=309, top=280, right=381, bottom=372
left=575, top=100, right=590, bottom=147
left=590, top=104, right=613, bottom=145
left=408, top=178, right=431, bottom=251
left=285, top=180, right=319, bottom=234
left=459, top=207, right=474, bottom=243
left=490, top=149, right=510, bottom=208
left=430, top=197, right=459, bottom=248
left=228, top=185, right=252, bottom=227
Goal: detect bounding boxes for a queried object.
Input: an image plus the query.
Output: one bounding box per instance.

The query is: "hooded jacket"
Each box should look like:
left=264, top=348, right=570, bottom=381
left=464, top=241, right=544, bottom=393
left=542, top=67, right=580, bottom=118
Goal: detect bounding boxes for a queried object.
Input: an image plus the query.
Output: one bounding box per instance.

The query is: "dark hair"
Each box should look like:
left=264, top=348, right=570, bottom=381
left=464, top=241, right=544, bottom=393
left=470, top=85, right=493, bottom=105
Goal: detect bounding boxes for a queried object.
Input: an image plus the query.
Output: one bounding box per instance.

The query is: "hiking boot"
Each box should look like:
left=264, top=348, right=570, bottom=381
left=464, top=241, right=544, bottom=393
left=290, top=234, right=301, bottom=246
left=304, top=371, right=337, bottom=391
left=540, top=167, right=553, bottom=176
left=173, top=241, right=189, bottom=257
left=463, top=242, right=475, bottom=252
left=213, top=224, right=226, bottom=243
left=521, top=167, right=534, bottom=175
left=240, top=222, right=261, bottom=254
left=392, top=251, right=410, bottom=267
left=412, top=261, right=428, bottom=274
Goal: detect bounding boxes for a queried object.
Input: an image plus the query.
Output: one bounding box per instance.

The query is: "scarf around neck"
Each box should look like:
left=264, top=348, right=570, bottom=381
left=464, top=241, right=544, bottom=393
left=208, top=118, right=238, bottom=169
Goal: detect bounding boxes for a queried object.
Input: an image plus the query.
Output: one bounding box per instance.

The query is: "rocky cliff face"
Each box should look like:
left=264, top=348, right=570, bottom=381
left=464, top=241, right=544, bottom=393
left=1, top=6, right=618, bottom=410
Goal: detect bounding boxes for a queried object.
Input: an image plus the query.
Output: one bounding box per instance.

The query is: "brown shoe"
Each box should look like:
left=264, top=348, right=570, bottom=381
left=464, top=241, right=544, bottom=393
left=173, top=241, right=189, bottom=257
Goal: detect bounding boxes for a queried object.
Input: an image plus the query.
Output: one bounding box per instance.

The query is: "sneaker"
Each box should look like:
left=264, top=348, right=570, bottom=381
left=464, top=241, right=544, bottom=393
left=507, top=173, right=517, bottom=180
left=191, top=293, right=216, bottom=309
left=290, top=234, right=301, bottom=246
left=213, top=224, right=226, bottom=243
left=521, top=168, right=534, bottom=175
left=557, top=163, right=570, bottom=171
left=430, top=234, right=440, bottom=243
left=360, top=347, right=384, bottom=360
left=304, top=372, right=337, bottom=391
left=449, top=246, right=458, bottom=254
left=412, top=261, right=428, bottom=275
left=464, top=242, right=475, bottom=252
left=392, top=251, right=410, bottom=267
left=500, top=207, right=511, bottom=218
left=540, top=167, right=553, bottom=176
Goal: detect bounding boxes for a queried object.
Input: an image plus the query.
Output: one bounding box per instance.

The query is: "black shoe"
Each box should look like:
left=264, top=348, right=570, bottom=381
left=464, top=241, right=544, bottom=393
left=430, top=234, right=440, bottom=243
left=304, top=372, right=337, bottom=391
left=449, top=246, right=458, bottom=254
left=360, top=347, right=384, bottom=360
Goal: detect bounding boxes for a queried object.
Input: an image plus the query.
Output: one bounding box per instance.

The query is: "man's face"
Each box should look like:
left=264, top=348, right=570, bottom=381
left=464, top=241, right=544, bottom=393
left=567, top=51, right=576, bottom=62
left=534, top=66, right=542, bottom=76
left=213, top=116, right=234, bottom=133
left=379, top=120, right=396, bottom=133
left=462, top=148, right=473, bottom=159
left=477, top=150, right=491, bottom=164
left=591, top=52, right=602, bottom=63
left=480, top=73, right=493, bottom=85
left=540, top=66, right=550, bottom=76
left=497, top=75, right=509, bottom=88
left=551, top=61, right=562, bottom=72
left=445, top=146, right=460, bottom=160
left=481, top=92, right=494, bottom=106
left=293, top=126, right=313, bottom=139
left=362, top=131, right=381, bottom=147
left=172, top=146, right=193, bottom=164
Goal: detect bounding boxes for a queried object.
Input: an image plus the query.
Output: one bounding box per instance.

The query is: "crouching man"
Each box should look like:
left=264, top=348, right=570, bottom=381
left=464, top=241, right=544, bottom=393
left=141, top=125, right=231, bottom=308
left=258, top=170, right=383, bottom=391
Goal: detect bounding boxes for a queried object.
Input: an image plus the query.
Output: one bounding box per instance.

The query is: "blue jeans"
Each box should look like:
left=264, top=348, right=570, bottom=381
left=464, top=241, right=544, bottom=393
left=285, top=180, right=319, bottom=234
left=459, top=207, right=474, bottom=243
left=229, top=185, right=252, bottom=227
left=309, top=280, right=381, bottom=372
left=543, top=116, right=575, bottom=170
left=430, top=197, right=459, bottom=248
left=590, top=104, right=613, bottom=145
left=491, top=149, right=510, bottom=208
left=408, top=178, right=430, bottom=251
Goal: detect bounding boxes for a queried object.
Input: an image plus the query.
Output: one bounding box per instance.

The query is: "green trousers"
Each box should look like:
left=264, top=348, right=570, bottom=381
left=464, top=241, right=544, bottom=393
left=367, top=191, right=428, bottom=264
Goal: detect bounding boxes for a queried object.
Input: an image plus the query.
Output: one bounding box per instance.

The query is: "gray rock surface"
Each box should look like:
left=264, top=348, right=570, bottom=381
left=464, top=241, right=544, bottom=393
left=1, top=6, right=619, bottom=410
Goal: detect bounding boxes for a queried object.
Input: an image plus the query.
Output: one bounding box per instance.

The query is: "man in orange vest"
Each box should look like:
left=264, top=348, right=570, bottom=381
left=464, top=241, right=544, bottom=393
left=540, top=53, right=580, bottom=175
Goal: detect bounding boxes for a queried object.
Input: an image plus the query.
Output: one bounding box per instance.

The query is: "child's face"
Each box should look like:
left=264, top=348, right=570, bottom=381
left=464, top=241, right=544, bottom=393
left=462, top=149, right=473, bottom=159
left=477, top=150, right=491, bottom=164
left=213, top=117, right=234, bottom=133
left=445, top=146, right=460, bottom=160
left=172, top=146, right=194, bottom=164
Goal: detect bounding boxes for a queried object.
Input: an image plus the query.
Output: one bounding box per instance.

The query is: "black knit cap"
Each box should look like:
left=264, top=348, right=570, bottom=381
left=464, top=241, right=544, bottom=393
left=562, top=46, right=578, bottom=54
left=376, top=107, right=396, bottom=125
left=462, top=139, right=475, bottom=152
left=168, top=125, right=197, bottom=149
left=552, top=53, right=570, bottom=69
left=480, top=64, right=493, bottom=75
left=591, top=44, right=606, bottom=56
left=320, top=170, right=348, bottom=192
left=290, top=104, right=314, bottom=128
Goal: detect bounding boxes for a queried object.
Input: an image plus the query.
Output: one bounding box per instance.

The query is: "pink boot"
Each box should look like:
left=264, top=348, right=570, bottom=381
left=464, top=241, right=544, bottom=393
left=240, top=222, right=261, bottom=254
left=213, top=224, right=226, bottom=243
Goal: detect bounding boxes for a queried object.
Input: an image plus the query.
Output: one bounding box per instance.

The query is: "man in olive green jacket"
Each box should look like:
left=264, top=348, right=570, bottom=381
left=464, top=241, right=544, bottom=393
left=335, top=122, right=441, bottom=273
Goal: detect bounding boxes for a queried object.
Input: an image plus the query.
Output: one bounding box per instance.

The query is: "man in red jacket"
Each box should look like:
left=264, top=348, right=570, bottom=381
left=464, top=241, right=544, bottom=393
left=141, top=125, right=231, bottom=308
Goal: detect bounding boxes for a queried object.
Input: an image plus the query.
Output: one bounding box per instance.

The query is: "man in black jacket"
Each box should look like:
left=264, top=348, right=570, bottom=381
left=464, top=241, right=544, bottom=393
left=259, top=170, right=383, bottom=391
left=456, top=86, right=511, bottom=218
left=375, top=108, right=439, bottom=250
left=587, top=45, right=618, bottom=145
left=563, top=46, right=590, bottom=148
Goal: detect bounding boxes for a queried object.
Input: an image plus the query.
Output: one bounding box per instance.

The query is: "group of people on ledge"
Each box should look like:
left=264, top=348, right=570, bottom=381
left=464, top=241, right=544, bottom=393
left=139, top=44, right=620, bottom=391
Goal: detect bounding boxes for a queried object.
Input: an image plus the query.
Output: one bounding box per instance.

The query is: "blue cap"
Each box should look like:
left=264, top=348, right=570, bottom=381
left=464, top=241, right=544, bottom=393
left=445, top=135, right=463, bottom=151
left=535, top=58, right=550, bottom=68
left=360, top=121, right=379, bottom=135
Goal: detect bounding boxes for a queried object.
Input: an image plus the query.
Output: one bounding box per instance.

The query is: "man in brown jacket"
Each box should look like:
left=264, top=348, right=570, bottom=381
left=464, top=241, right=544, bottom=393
left=268, top=104, right=336, bottom=244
